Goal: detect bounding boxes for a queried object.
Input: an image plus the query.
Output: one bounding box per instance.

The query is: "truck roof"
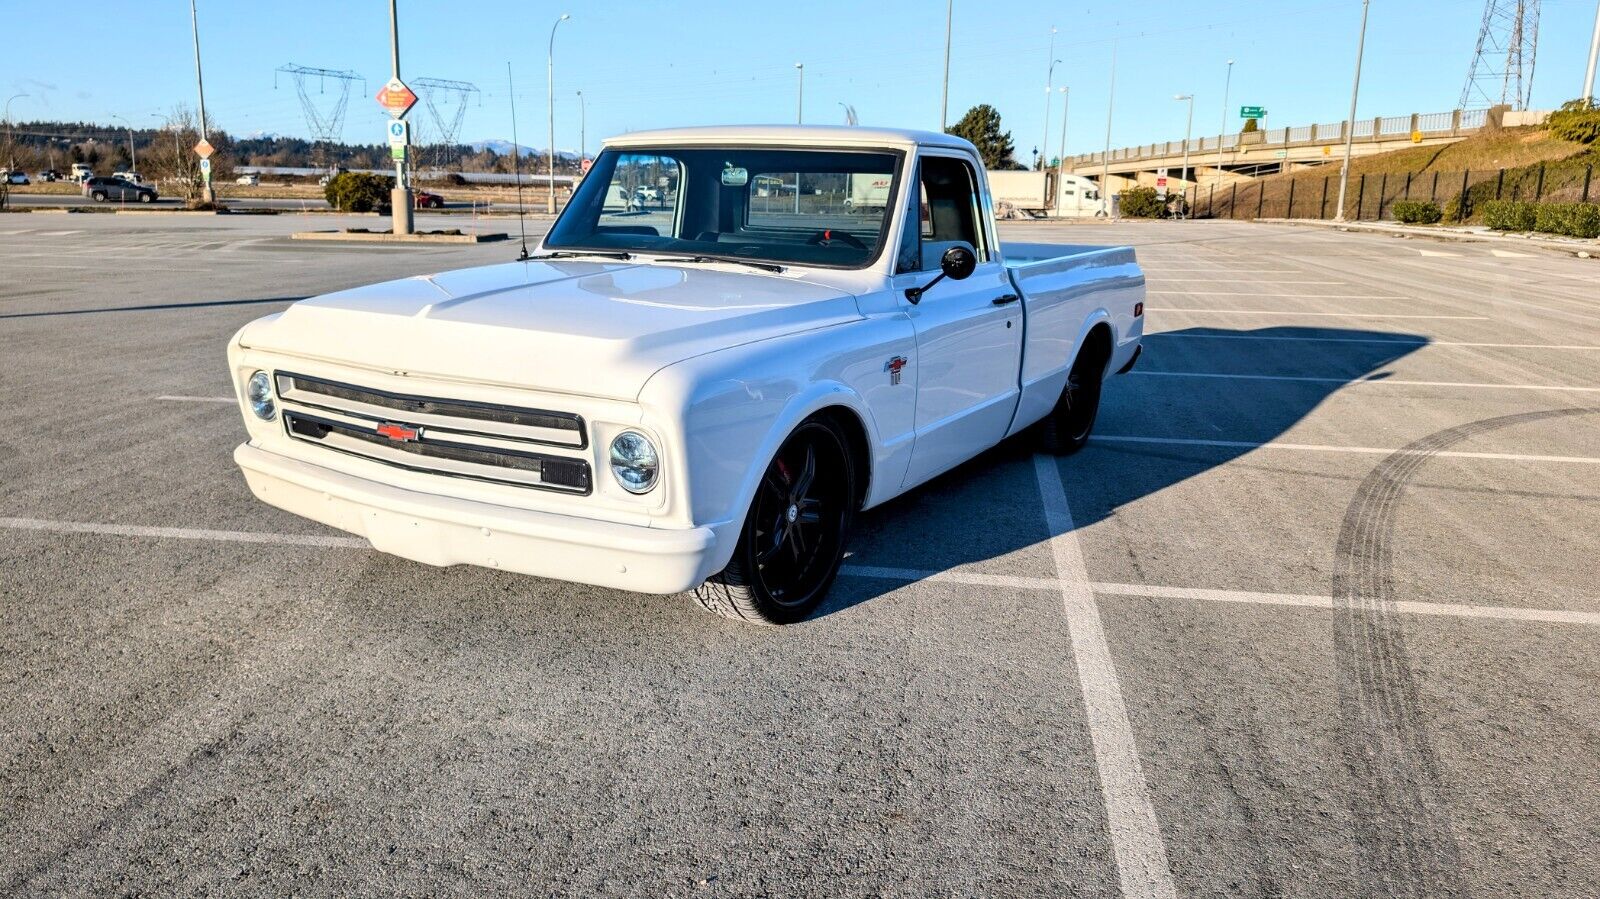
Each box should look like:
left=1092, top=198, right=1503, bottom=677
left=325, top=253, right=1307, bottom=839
left=604, top=124, right=976, bottom=153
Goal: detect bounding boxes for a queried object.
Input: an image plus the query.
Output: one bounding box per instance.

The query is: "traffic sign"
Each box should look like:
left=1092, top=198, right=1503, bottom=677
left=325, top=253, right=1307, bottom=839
left=376, top=77, right=418, bottom=118
left=1240, top=106, right=1266, bottom=119
left=579, top=157, right=593, bottom=175
left=1411, top=130, right=1423, bottom=143
left=390, top=144, right=406, bottom=161
left=193, top=139, right=214, bottom=159
left=386, top=119, right=410, bottom=146
left=199, top=158, right=211, bottom=172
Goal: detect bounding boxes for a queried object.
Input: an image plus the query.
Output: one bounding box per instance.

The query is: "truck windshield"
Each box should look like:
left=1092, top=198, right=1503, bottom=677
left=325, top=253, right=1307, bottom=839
left=543, top=146, right=903, bottom=269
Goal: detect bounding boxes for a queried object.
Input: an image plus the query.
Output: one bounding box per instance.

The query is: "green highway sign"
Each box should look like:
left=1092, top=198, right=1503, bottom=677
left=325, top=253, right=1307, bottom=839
left=1240, top=106, right=1266, bottom=119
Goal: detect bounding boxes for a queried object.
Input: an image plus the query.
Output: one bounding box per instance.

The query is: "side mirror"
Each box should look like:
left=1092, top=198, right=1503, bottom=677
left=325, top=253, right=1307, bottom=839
left=905, top=243, right=977, bottom=304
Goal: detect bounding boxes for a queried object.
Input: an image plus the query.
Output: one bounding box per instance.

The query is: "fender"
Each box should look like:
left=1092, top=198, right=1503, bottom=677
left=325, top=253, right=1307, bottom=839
left=1009, top=306, right=1120, bottom=438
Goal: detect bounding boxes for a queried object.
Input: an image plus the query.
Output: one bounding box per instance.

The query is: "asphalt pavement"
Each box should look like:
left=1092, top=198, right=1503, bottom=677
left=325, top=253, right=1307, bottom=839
left=2, top=214, right=1598, bottom=897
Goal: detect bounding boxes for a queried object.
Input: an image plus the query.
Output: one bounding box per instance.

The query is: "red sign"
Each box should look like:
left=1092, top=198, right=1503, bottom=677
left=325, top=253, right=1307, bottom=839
left=1156, top=176, right=1168, bottom=188
left=579, top=157, right=593, bottom=175
left=193, top=139, right=214, bottom=159
left=375, top=77, right=418, bottom=118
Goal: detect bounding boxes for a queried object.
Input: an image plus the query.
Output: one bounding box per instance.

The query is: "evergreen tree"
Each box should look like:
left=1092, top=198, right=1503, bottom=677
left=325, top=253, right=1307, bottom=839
left=945, top=104, right=1019, bottom=170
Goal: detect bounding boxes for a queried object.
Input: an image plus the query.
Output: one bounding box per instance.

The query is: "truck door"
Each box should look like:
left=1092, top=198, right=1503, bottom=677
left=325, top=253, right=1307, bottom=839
left=896, top=152, right=1023, bottom=487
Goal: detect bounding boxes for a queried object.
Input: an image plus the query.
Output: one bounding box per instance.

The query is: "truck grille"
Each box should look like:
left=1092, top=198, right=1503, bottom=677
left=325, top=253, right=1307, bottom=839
left=274, top=371, right=591, bottom=493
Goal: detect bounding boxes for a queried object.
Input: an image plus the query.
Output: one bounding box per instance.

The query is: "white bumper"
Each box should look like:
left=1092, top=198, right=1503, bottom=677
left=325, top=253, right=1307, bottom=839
left=234, top=443, right=724, bottom=595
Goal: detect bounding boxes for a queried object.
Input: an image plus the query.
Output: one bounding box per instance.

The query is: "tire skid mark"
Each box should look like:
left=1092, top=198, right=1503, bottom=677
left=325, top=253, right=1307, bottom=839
left=1331, top=407, right=1597, bottom=898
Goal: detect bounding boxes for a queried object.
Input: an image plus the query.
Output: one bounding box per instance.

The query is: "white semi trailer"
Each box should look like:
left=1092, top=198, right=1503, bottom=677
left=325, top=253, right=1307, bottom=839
left=986, top=170, right=1104, bottom=218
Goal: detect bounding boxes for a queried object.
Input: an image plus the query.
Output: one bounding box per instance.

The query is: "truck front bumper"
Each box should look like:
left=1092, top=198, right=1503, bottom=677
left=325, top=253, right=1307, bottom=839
left=234, top=443, right=721, bottom=595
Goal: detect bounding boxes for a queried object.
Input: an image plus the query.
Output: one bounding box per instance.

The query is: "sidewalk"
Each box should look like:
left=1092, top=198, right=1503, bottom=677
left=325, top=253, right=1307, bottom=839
left=1260, top=217, right=1598, bottom=257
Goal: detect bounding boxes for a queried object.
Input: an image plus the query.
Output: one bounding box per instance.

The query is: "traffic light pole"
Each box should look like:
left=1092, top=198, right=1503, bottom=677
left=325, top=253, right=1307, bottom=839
left=389, top=0, right=414, bottom=235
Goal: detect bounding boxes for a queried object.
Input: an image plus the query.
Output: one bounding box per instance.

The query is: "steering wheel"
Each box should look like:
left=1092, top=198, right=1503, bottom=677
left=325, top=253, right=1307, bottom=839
left=806, top=229, right=867, bottom=250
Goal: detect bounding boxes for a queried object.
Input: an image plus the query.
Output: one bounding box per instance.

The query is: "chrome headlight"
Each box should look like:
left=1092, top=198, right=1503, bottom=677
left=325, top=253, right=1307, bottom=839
left=609, top=431, right=659, bottom=494
left=246, top=370, right=276, bottom=421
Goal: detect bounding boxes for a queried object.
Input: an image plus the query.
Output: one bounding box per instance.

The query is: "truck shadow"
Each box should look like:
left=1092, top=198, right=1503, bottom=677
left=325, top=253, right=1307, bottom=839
left=819, top=325, right=1431, bottom=617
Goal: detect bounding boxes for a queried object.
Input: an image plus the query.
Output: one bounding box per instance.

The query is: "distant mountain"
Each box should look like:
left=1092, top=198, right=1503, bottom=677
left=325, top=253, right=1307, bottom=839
left=469, top=139, right=579, bottom=160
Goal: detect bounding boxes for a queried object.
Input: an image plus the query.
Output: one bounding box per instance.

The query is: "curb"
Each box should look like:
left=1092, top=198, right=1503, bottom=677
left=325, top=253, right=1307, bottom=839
left=1259, top=217, right=1598, bottom=258
left=290, top=230, right=509, bottom=244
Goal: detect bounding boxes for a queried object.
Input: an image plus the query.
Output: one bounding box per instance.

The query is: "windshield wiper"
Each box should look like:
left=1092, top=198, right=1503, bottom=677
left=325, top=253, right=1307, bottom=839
left=653, top=255, right=786, bottom=273
left=528, top=250, right=633, bottom=261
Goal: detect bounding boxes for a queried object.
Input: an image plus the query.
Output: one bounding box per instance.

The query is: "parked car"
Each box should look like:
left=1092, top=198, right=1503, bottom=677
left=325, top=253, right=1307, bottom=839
left=112, top=171, right=148, bottom=186
left=82, top=176, right=158, bottom=203
left=414, top=189, right=444, bottom=209
left=236, top=173, right=260, bottom=186
left=2, top=170, right=29, bottom=185
left=69, top=163, right=94, bottom=183
left=226, top=125, right=1145, bottom=624
left=38, top=169, right=62, bottom=182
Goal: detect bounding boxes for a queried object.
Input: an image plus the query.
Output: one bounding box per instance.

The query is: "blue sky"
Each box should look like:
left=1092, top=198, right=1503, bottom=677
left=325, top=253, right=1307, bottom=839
left=6, top=0, right=1598, bottom=160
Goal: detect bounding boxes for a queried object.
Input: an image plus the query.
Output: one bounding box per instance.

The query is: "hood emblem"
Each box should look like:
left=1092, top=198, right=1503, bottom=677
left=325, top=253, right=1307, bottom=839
left=884, top=356, right=908, bottom=386
left=376, top=422, right=421, bottom=442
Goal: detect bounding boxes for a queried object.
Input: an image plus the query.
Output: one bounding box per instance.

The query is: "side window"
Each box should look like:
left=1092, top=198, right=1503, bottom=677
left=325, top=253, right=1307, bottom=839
left=914, top=155, right=986, bottom=271
left=598, top=153, right=680, bottom=236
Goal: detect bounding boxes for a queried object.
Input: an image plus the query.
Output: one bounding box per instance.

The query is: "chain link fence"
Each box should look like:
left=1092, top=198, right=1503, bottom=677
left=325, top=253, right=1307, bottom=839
left=1184, top=161, right=1597, bottom=223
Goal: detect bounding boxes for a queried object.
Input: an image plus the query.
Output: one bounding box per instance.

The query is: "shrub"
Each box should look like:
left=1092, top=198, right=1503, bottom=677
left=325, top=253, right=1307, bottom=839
left=1119, top=186, right=1166, bottom=218
left=1242, top=118, right=1260, bottom=134
left=324, top=172, right=394, bottom=212
left=1532, top=202, right=1600, bottom=239
left=1391, top=199, right=1443, bottom=224
left=1480, top=199, right=1537, bottom=231
left=1547, top=99, right=1600, bottom=145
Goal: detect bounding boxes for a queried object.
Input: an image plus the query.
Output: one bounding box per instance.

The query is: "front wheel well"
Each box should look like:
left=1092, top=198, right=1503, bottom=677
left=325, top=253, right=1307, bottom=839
left=812, top=405, right=871, bottom=511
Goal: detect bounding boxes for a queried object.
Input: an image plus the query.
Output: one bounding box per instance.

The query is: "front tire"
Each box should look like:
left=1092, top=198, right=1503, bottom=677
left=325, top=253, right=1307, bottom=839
left=693, top=416, right=856, bottom=625
left=1039, top=339, right=1108, bottom=455
left=140, top=192, right=154, bottom=203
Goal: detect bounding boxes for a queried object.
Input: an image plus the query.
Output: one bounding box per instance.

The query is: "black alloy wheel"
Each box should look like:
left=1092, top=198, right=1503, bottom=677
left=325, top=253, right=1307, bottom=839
left=1039, top=341, right=1107, bottom=455
left=693, top=417, right=855, bottom=624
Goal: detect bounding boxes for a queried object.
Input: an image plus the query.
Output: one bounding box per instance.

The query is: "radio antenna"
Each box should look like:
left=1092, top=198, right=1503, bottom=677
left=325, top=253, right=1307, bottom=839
left=507, top=61, right=530, bottom=261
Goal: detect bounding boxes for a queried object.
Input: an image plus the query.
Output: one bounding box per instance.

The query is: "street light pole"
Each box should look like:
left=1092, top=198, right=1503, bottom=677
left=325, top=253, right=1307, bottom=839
left=1041, top=26, right=1058, bottom=171
left=547, top=12, right=570, bottom=215
left=1334, top=0, right=1370, bottom=223
left=1584, top=0, right=1600, bottom=103
left=1055, top=86, right=1069, bottom=214
left=188, top=0, right=214, bottom=204
left=110, top=114, right=136, bottom=174
left=576, top=90, right=586, bottom=166
left=1174, top=94, right=1194, bottom=215
left=940, top=0, right=953, bottom=130
left=795, top=63, right=805, bottom=124
left=1216, top=59, right=1233, bottom=188
left=1100, top=41, right=1116, bottom=218
left=4, top=94, right=26, bottom=169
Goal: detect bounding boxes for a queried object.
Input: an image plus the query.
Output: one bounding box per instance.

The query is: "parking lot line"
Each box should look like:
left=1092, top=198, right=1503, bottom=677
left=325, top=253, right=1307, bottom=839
left=1033, top=456, right=1178, bottom=899
left=5, top=517, right=1595, bottom=630
left=0, top=517, right=367, bottom=549
left=1089, top=434, right=1600, bottom=465
left=1144, top=279, right=1345, bottom=285
left=1144, top=332, right=1600, bottom=351
left=1147, top=291, right=1403, bottom=299
left=1130, top=370, right=1600, bottom=392
left=1145, top=308, right=1488, bottom=320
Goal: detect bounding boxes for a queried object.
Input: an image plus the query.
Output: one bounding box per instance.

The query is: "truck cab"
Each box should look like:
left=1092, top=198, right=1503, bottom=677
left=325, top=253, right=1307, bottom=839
left=229, top=126, right=1143, bottom=624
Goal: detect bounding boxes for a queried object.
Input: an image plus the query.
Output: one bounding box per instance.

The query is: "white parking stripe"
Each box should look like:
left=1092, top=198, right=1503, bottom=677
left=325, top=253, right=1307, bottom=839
left=1131, top=370, right=1600, bottom=392
left=0, top=517, right=367, bottom=548
left=1033, top=456, right=1178, bottom=899
left=1145, top=332, right=1600, bottom=351
left=1146, top=308, right=1487, bottom=320
left=4, top=517, right=1594, bottom=630
left=1147, top=291, right=1402, bottom=299
left=1144, top=279, right=1343, bottom=285
left=1088, top=434, right=1600, bottom=465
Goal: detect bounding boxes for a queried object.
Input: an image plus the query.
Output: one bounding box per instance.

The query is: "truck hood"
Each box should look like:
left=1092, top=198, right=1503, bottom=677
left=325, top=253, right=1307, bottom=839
left=239, top=259, right=860, bottom=400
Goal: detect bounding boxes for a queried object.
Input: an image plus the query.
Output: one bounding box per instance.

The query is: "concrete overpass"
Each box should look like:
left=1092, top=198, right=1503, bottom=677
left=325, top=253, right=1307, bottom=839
left=1066, top=106, right=1551, bottom=195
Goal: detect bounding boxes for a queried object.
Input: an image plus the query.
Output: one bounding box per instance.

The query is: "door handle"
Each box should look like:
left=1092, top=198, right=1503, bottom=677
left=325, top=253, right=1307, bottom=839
left=991, top=293, right=1020, bottom=306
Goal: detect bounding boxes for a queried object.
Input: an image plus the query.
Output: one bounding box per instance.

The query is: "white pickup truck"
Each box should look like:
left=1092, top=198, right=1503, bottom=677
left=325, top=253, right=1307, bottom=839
left=229, top=126, right=1145, bottom=624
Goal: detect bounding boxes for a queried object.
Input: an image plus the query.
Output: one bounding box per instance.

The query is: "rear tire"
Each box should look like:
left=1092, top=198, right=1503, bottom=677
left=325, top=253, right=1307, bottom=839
left=1038, top=338, right=1108, bottom=455
left=139, top=192, right=154, bottom=204
left=91, top=191, right=106, bottom=202
left=693, top=416, right=856, bottom=625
